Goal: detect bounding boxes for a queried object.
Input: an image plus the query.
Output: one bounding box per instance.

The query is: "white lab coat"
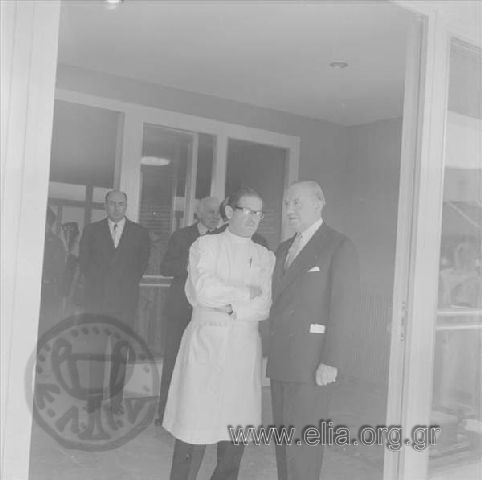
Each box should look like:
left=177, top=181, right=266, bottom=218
left=163, top=229, right=275, bottom=444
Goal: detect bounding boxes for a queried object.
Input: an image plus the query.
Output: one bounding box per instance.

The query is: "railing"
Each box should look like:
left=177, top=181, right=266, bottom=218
left=137, top=276, right=172, bottom=357
left=436, top=308, right=482, bottom=331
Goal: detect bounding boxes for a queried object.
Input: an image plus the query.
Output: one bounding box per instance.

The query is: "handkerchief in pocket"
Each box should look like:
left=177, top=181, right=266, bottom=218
left=308, top=266, right=320, bottom=272
left=310, top=324, right=326, bottom=333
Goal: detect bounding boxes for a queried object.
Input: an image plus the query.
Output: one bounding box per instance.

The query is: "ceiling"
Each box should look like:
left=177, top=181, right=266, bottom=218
left=58, top=1, right=414, bottom=126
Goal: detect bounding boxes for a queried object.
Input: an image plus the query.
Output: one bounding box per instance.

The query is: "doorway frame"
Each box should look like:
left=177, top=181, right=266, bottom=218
left=386, top=2, right=482, bottom=480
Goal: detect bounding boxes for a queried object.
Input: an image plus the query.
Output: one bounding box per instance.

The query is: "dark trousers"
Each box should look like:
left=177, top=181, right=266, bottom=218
left=170, top=439, right=245, bottom=480
left=270, top=380, right=332, bottom=480
left=157, top=316, right=190, bottom=421
left=82, top=312, right=130, bottom=412
left=108, top=338, right=128, bottom=410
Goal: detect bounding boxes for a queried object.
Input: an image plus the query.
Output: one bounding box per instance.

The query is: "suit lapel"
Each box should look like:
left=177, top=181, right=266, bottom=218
left=191, top=223, right=201, bottom=241
left=114, top=219, right=131, bottom=256
left=100, top=219, right=116, bottom=251
left=273, top=223, right=329, bottom=302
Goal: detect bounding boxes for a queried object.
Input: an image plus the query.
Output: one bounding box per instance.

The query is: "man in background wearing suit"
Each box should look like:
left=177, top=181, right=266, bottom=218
left=79, top=189, right=151, bottom=413
left=154, top=196, right=220, bottom=426
left=267, top=181, right=360, bottom=480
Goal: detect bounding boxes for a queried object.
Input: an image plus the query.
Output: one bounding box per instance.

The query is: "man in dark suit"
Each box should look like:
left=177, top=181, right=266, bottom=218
left=79, top=190, right=151, bottom=412
left=267, top=181, right=360, bottom=480
left=154, top=196, right=220, bottom=426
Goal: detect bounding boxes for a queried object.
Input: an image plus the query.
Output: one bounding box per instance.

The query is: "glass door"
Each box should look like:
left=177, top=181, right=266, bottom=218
left=225, top=138, right=288, bottom=250
left=136, top=124, right=216, bottom=354
left=40, top=100, right=123, bottom=336
left=428, top=40, right=482, bottom=480
left=139, top=124, right=196, bottom=273
left=395, top=33, right=481, bottom=480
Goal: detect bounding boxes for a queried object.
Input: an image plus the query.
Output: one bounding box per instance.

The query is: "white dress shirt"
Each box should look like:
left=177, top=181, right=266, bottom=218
left=286, top=217, right=323, bottom=267
left=108, top=217, right=126, bottom=248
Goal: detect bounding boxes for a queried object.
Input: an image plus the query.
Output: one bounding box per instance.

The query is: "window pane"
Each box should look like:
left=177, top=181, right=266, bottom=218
left=138, top=124, right=193, bottom=275
left=39, top=102, right=121, bottom=338
left=91, top=209, right=106, bottom=223
left=196, top=133, right=215, bottom=199
left=226, top=138, right=287, bottom=250
left=48, top=182, right=86, bottom=202
left=47, top=101, right=120, bottom=230
left=430, top=41, right=482, bottom=475
left=92, top=187, right=111, bottom=203
left=50, top=100, right=119, bottom=188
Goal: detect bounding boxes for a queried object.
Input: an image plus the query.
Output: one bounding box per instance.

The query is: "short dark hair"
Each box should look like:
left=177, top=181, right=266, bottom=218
left=227, top=187, right=262, bottom=208
left=219, top=197, right=230, bottom=222
left=105, top=190, right=128, bottom=203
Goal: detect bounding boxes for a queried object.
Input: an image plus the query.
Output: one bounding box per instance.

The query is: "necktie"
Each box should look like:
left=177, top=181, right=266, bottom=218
left=285, top=233, right=302, bottom=269
left=112, top=223, right=119, bottom=248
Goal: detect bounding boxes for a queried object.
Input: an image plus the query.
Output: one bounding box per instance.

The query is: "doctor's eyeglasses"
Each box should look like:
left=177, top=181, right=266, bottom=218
left=234, top=206, right=264, bottom=220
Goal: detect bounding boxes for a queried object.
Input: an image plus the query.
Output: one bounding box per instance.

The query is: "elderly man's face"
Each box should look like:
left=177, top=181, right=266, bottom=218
left=197, top=199, right=220, bottom=231
left=228, top=195, right=263, bottom=238
left=105, top=191, right=127, bottom=222
left=284, top=184, right=323, bottom=233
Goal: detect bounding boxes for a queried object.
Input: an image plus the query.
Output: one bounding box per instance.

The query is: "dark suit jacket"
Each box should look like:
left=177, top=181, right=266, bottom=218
left=79, top=218, right=151, bottom=324
left=161, top=223, right=201, bottom=321
left=267, top=222, right=360, bottom=383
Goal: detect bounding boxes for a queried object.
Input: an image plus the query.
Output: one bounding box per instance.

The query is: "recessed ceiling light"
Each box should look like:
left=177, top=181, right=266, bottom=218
left=141, top=156, right=171, bottom=166
left=329, top=61, right=349, bottom=69
left=105, top=0, right=124, bottom=10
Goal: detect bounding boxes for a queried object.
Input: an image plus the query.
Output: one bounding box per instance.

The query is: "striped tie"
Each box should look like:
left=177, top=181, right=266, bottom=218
left=285, top=233, right=302, bottom=269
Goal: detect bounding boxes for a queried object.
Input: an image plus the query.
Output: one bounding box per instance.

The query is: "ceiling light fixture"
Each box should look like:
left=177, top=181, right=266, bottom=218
left=104, top=0, right=124, bottom=10
left=329, top=61, right=349, bottom=69
left=141, top=156, right=171, bottom=166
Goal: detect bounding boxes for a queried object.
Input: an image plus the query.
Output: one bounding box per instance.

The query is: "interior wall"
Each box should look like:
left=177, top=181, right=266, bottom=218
left=345, top=118, right=402, bottom=294
left=343, top=117, right=402, bottom=386
left=302, top=116, right=402, bottom=387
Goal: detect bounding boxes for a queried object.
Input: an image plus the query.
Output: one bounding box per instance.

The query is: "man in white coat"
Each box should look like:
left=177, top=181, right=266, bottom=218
left=163, top=187, right=275, bottom=480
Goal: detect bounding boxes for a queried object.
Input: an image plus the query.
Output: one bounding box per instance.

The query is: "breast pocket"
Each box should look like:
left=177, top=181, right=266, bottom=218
left=298, top=267, right=329, bottom=312
left=302, top=265, right=326, bottom=286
